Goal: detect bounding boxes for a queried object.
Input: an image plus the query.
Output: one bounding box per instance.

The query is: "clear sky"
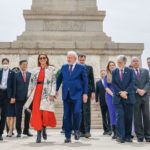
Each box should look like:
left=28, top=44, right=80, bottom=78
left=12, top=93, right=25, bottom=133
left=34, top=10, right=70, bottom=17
left=0, top=0, right=149, bottom=68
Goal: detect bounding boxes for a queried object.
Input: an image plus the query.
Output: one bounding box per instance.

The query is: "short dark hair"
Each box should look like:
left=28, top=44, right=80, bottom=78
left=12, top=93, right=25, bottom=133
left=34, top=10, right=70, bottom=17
left=19, top=60, right=28, bottom=65
left=147, top=57, right=150, bottom=61
left=78, top=53, right=86, bottom=58
left=2, top=58, right=9, bottom=63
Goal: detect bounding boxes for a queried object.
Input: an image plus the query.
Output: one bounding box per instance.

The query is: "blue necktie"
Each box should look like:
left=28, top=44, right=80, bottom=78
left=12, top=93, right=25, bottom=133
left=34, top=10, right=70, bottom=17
left=69, top=65, right=73, bottom=75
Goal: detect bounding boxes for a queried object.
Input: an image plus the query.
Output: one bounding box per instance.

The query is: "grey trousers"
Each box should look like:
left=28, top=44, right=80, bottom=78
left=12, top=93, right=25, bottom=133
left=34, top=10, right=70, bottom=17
left=134, top=94, right=150, bottom=139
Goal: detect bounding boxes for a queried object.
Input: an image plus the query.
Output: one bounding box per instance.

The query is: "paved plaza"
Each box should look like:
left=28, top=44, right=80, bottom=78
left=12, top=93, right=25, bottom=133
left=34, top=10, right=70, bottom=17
left=0, top=129, right=149, bottom=150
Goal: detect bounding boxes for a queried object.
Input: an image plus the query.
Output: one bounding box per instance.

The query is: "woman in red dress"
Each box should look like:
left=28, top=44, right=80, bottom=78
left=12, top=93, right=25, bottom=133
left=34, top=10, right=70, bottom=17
left=25, top=54, right=56, bottom=143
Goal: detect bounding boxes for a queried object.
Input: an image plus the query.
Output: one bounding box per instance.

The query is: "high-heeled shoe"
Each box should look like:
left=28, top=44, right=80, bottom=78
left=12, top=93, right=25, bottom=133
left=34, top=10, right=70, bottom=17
left=7, top=130, right=13, bottom=137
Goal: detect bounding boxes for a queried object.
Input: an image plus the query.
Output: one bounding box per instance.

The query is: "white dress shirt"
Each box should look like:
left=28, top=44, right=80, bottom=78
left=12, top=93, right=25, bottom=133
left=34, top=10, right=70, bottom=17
left=69, top=62, right=77, bottom=71
left=0, top=69, right=9, bottom=90
left=133, top=68, right=140, bottom=76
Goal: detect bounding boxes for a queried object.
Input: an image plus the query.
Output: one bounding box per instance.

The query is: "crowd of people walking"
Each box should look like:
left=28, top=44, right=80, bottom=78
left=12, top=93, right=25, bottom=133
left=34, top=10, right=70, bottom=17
left=0, top=51, right=149, bottom=144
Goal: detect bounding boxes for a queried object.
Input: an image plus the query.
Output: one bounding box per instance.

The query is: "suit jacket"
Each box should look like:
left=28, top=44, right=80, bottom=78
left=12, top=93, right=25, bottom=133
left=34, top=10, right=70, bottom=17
left=85, top=65, right=95, bottom=93
left=0, top=69, right=16, bottom=100
left=133, top=68, right=150, bottom=100
left=112, top=67, right=136, bottom=104
left=15, top=71, right=31, bottom=101
left=96, top=79, right=107, bottom=106
left=56, top=63, right=88, bottom=101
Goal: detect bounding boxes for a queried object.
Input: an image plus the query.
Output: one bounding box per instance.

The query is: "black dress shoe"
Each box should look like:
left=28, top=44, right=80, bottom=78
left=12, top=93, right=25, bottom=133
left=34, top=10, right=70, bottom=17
left=125, top=139, right=132, bottom=142
left=137, top=138, right=143, bottom=142
left=103, top=131, right=108, bottom=135
left=84, top=132, right=91, bottom=138
left=60, top=130, right=65, bottom=134
left=116, top=138, right=125, bottom=143
left=74, top=131, right=80, bottom=140
left=0, top=135, right=3, bottom=141
left=23, top=131, right=33, bottom=137
left=131, top=135, right=134, bottom=139
left=16, top=134, right=21, bottom=138
left=64, top=139, right=71, bottom=143
left=36, top=131, right=42, bottom=143
left=107, top=131, right=112, bottom=136
left=42, top=127, right=47, bottom=140
left=146, top=139, right=150, bottom=142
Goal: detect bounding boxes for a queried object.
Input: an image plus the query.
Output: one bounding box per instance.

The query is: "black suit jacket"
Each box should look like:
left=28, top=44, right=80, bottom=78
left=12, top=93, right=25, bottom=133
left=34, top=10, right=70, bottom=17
left=15, top=71, right=31, bottom=101
left=0, top=69, right=16, bottom=100
left=85, top=65, right=95, bottom=93
left=96, top=79, right=107, bottom=106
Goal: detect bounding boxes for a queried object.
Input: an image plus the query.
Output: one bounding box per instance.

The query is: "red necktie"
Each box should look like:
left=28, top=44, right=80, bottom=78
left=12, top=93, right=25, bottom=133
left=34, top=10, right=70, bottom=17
left=22, top=72, right=26, bottom=82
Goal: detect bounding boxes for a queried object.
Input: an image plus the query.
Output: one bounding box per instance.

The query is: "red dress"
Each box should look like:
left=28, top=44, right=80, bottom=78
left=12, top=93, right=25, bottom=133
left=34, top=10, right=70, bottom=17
left=30, top=68, right=56, bottom=131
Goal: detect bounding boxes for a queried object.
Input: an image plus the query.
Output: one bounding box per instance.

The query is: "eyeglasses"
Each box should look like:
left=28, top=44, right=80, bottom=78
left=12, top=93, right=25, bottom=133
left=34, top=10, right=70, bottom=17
left=39, top=57, right=46, bottom=60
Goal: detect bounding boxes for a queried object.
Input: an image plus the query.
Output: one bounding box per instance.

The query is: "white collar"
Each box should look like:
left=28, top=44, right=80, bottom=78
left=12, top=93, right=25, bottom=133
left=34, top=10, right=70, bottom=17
left=118, top=67, right=125, bottom=71
left=134, top=68, right=140, bottom=71
left=3, top=69, right=9, bottom=72
left=69, top=62, right=76, bottom=66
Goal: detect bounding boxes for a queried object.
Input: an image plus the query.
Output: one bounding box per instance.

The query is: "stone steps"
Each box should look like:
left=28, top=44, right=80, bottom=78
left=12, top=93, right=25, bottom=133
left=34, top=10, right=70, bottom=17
left=54, top=102, right=102, bottom=129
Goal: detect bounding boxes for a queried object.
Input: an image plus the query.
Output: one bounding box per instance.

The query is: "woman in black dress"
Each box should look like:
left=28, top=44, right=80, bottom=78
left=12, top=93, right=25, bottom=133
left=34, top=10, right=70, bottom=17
left=6, top=65, right=17, bottom=137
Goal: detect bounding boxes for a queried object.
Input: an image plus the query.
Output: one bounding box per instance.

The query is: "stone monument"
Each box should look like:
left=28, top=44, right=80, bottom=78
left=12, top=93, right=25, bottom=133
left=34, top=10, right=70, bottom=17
left=0, top=0, right=143, bottom=74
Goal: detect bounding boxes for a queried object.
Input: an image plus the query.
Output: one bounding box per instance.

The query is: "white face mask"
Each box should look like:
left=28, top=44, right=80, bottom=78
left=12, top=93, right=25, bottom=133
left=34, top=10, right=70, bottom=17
left=2, top=64, right=9, bottom=70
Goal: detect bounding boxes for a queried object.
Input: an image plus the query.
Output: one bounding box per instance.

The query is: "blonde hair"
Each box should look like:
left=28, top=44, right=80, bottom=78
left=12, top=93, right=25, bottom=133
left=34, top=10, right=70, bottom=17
left=106, top=61, right=115, bottom=83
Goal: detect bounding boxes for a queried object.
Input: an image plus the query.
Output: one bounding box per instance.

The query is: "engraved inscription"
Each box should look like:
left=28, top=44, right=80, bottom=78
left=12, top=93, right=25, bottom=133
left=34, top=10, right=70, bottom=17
left=44, top=21, right=85, bottom=31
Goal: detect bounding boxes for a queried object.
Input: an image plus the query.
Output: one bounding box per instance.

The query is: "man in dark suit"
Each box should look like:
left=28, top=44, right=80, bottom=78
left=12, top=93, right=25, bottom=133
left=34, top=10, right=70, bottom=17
left=78, top=53, right=95, bottom=138
left=131, top=57, right=150, bottom=142
left=96, top=70, right=111, bottom=135
left=56, top=51, right=88, bottom=143
left=0, top=58, right=16, bottom=140
left=15, top=60, right=33, bottom=138
left=112, top=55, right=136, bottom=143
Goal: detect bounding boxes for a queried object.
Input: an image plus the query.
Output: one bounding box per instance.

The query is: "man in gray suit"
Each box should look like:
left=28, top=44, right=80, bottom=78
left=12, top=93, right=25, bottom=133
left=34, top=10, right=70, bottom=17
left=131, top=57, right=150, bottom=142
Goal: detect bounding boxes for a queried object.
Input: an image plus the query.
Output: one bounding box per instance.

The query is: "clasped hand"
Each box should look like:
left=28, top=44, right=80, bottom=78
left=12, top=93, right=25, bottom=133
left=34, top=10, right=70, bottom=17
left=119, top=91, right=128, bottom=100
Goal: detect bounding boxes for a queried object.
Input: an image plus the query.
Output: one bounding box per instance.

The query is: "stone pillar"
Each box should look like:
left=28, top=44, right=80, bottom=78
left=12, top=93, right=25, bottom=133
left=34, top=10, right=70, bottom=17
left=32, top=0, right=97, bottom=11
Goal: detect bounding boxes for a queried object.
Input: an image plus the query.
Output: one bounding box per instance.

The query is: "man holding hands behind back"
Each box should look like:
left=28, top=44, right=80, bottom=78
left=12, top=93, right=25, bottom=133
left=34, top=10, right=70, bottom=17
left=56, top=51, right=88, bottom=143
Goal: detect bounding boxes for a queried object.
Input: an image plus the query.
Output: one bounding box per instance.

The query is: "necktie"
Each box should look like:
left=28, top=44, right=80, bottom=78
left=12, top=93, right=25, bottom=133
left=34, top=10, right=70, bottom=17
left=136, top=69, right=140, bottom=80
left=120, top=69, right=123, bottom=81
left=69, top=65, right=73, bottom=75
left=22, top=71, right=26, bottom=82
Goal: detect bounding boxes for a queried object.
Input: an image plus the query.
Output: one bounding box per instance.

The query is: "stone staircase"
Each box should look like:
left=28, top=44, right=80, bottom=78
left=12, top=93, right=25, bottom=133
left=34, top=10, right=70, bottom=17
left=55, top=101, right=102, bottom=129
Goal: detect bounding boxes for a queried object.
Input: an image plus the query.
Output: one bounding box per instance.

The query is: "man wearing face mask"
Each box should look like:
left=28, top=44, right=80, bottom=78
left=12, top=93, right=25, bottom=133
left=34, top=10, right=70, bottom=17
left=0, top=58, right=16, bottom=140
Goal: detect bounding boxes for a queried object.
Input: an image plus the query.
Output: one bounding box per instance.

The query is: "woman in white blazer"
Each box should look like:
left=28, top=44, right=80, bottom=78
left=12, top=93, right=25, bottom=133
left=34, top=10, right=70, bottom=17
left=24, top=54, right=56, bottom=143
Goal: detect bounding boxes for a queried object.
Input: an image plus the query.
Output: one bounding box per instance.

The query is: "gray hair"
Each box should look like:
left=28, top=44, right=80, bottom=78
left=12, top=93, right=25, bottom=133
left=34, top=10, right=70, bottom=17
left=67, top=51, right=78, bottom=59
left=131, top=56, right=140, bottom=62
left=116, top=55, right=127, bottom=63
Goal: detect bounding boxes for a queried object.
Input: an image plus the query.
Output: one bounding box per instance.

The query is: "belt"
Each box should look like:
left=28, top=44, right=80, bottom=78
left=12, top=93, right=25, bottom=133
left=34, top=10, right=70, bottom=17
left=37, top=81, right=44, bottom=84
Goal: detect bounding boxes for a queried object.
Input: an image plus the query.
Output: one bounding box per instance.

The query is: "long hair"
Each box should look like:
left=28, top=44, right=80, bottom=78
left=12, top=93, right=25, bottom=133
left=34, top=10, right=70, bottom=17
left=38, top=54, right=50, bottom=67
left=106, top=61, right=116, bottom=83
